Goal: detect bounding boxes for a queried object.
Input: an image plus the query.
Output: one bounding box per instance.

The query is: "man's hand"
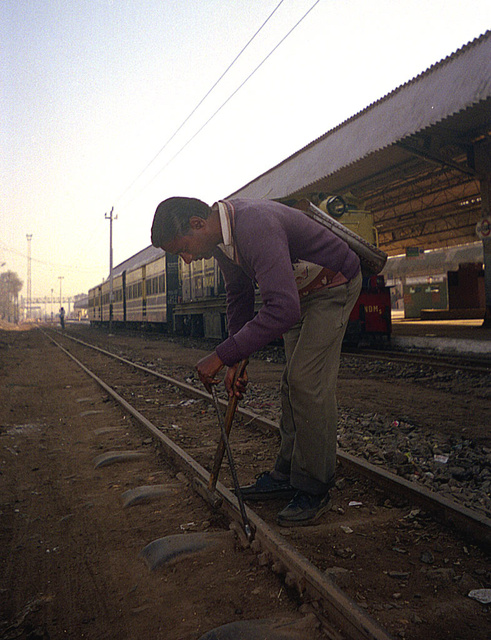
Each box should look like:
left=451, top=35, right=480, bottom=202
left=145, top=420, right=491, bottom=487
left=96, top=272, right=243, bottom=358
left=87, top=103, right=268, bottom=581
left=196, top=352, right=224, bottom=393
left=224, top=362, right=248, bottom=399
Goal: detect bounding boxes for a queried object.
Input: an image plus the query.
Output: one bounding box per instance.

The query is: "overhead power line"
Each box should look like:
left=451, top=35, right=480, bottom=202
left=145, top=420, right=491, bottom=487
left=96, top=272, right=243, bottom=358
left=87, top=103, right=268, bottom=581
left=114, top=0, right=287, bottom=208
left=122, top=0, right=322, bottom=208
left=0, top=242, right=103, bottom=275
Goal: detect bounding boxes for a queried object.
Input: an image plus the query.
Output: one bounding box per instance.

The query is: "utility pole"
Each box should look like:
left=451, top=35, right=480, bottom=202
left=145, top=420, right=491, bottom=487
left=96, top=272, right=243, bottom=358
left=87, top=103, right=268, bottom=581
left=105, top=207, right=117, bottom=334
left=51, top=288, right=54, bottom=323
left=58, top=276, right=64, bottom=308
left=7, top=271, right=11, bottom=323
left=26, top=234, right=32, bottom=320
left=0, top=262, right=6, bottom=322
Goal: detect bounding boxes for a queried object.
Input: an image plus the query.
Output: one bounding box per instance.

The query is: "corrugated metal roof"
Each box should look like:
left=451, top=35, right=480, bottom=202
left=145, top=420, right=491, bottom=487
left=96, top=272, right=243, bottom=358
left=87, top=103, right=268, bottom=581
left=228, top=31, right=491, bottom=201
left=91, top=32, right=490, bottom=293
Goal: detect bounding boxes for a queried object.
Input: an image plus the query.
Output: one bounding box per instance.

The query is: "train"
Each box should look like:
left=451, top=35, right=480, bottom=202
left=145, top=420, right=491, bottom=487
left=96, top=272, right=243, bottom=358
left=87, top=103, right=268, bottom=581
left=88, top=197, right=392, bottom=346
left=382, top=241, right=484, bottom=319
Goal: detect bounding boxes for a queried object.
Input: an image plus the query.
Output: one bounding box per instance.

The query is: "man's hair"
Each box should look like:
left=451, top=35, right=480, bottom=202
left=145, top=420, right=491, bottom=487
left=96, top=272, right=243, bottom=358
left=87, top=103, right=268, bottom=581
left=151, top=197, right=211, bottom=247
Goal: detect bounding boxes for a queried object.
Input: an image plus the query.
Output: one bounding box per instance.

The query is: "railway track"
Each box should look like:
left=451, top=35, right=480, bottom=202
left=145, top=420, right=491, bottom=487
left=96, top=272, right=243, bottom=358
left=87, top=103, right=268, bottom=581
left=345, top=347, right=491, bottom=374
left=43, top=327, right=491, bottom=640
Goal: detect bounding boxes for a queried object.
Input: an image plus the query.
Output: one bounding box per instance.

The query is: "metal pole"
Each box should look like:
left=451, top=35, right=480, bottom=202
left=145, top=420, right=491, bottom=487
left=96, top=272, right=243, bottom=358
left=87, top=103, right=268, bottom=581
left=7, top=272, right=11, bottom=323
left=475, top=141, right=491, bottom=327
left=105, top=207, right=116, bottom=334
left=26, top=234, right=32, bottom=320
left=58, top=276, right=64, bottom=308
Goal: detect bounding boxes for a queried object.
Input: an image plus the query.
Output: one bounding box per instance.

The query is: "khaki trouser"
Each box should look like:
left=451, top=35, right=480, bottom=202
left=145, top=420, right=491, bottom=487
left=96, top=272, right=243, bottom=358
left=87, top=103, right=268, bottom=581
left=275, top=271, right=362, bottom=495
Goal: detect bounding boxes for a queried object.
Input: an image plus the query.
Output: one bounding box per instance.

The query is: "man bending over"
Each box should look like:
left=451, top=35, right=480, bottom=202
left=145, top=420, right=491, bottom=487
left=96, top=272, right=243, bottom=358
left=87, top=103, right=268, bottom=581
left=151, top=197, right=361, bottom=526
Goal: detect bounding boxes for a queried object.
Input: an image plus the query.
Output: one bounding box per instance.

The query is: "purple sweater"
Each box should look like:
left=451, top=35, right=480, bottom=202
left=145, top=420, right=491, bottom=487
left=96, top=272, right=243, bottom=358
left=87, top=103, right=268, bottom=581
left=214, top=199, right=360, bottom=366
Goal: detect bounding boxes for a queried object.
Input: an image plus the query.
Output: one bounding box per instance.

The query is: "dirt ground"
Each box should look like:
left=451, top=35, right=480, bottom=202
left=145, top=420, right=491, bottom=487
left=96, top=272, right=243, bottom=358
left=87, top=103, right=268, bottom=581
left=0, top=326, right=322, bottom=640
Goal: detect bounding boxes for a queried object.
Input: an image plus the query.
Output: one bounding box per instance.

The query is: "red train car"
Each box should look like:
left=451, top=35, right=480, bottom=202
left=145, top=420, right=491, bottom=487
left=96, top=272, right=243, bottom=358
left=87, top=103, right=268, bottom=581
left=345, top=275, right=391, bottom=345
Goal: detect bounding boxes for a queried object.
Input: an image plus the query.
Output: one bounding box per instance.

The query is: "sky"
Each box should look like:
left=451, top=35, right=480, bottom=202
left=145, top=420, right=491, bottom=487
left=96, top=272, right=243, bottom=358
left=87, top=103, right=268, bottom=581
left=2, top=0, right=490, bottom=304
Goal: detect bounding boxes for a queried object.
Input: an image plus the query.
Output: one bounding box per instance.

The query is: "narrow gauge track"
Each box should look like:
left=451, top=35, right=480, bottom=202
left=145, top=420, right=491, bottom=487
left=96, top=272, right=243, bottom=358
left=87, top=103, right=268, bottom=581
left=42, top=328, right=388, bottom=640
left=45, top=328, right=490, bottom=640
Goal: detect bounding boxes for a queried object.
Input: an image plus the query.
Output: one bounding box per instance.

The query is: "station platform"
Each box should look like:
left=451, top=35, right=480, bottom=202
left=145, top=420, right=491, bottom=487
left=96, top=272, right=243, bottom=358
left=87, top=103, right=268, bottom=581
left=390, top=311, right=491, bottom=358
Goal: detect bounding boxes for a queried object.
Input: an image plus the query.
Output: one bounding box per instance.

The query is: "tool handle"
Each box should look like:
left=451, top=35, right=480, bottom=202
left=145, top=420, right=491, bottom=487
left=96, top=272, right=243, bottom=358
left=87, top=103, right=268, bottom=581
left=208, top=359, right=248, bottom=490
left=223, top=357, right=248, bottom=420
left=215, top=391, right=253, bottom=540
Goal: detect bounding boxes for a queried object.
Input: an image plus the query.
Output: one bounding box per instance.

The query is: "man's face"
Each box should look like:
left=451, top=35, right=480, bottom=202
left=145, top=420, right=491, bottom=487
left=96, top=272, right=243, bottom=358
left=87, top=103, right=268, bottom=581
left=160, top=225, right=215, bottom=264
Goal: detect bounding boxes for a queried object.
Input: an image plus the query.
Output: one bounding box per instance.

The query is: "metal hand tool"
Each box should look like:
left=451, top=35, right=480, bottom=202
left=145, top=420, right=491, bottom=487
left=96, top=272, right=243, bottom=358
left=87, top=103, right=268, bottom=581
left=207, top=359, right=248, bottom=491
left=210, top=382, right=253, bottom=542
left=192, top=360, right=253, bottom=541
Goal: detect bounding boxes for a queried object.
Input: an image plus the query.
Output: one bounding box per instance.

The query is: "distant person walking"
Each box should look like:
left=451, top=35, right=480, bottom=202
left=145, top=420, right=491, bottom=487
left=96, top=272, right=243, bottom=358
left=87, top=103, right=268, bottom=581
left=59, top=307, right=65, bottom=330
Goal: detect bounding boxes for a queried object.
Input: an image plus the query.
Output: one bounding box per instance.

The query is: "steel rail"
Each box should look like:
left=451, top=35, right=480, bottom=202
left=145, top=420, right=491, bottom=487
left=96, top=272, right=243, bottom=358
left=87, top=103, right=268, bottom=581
left=344, top=348, right=491, bottom=374
left=41, top=328, right=395, bottom=640
left=339, top=452, right=491, bottom=549
left=52, top=329, right=491, bottom=549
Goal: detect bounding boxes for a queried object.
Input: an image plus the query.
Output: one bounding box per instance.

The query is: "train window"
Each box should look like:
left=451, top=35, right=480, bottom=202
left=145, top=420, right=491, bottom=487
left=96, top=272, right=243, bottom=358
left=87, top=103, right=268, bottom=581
left=159, top=275, right=165, bottom=293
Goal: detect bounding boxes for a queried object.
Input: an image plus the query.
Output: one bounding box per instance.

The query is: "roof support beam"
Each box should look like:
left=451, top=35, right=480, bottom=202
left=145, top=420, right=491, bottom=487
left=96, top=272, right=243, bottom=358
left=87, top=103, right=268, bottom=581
left=368, top=174, right=478, bottom=214
left=375, top=194, right=481, bottom=231
left=397, top=142, right=477, bottom=177
left=380, top=225, right=479, bottom=254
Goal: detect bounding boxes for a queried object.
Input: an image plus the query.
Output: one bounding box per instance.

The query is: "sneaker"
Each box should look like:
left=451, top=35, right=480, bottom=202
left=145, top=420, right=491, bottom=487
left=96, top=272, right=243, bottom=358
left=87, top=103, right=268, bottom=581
left=238, top=471, right=295, bottom=501
left=277, top=490, right=332, bottom=527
